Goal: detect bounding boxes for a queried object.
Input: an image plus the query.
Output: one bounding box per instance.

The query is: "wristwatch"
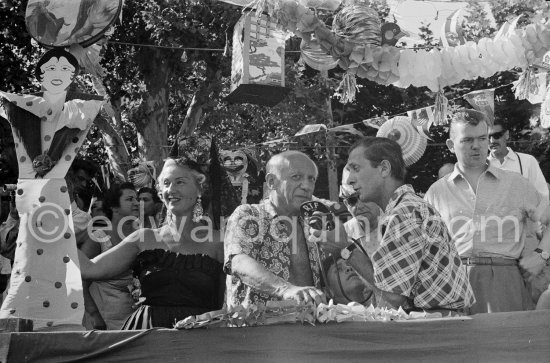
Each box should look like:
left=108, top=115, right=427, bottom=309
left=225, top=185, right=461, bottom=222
left=534, top=248, right=550, bottom=261
left=340, top=243, right=357, bottom=260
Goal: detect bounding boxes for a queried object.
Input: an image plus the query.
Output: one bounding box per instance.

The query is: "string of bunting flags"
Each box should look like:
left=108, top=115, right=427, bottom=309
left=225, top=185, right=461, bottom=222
left=248, top=81, right=518, bottom=146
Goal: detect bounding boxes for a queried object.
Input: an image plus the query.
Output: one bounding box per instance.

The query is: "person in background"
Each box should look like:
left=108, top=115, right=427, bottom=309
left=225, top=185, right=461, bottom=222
left=339, top=168, right=381, bottom=258
left=0, top=189, right=18, bottom=267
left=488, top=118, right=548, bottom=201
left=68, top=158, right=98, bottom=212
left=138, top=187, right=162, bottom=228
left=425, top=109, right=550, bottom=314
left=323, top=256, right=373, bottom=305
left=438, top=163, right=455, bottom=180
left=0, top=190, right=15, bottom=301
left=487, top=118, right=550, bottom=306
left=80, top=182, right=139, bottom=330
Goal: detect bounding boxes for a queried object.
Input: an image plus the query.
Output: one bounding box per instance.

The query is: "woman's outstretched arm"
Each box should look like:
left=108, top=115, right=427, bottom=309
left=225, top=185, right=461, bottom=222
left=79, top=230, right=142, bottom=280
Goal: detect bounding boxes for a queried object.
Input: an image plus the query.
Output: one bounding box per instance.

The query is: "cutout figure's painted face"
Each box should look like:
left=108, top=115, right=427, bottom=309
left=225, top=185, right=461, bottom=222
left=40, top=56, right=75, bottom=94
left=221, top=150, right=248, bottom=185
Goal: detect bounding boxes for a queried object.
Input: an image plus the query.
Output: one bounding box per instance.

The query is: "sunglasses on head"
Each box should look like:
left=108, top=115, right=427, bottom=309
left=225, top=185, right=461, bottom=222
left=489, top=130, right=506, bottom=139
left=343, top=194, right=359, bottom=207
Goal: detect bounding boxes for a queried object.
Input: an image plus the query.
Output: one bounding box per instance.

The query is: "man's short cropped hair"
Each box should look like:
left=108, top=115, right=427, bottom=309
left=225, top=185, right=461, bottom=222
left=266, top=150, right=318, bottom=178
left=349, top=137, right=406, bottom=182
left=449, top=108, right=488, bottom=139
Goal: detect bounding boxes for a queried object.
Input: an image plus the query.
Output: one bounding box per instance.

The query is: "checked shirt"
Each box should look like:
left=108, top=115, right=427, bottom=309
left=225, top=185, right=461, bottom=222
left=373, top=185, right=475, bottom=310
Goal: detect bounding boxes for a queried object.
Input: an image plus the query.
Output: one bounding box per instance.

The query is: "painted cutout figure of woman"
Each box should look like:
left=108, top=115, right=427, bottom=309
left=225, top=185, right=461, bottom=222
left=0, top=48, right=104, bottom=330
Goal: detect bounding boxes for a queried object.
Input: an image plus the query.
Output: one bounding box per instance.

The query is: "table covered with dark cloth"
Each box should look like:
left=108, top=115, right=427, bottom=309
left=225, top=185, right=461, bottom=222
left=2, top=310, right=550, bottom=362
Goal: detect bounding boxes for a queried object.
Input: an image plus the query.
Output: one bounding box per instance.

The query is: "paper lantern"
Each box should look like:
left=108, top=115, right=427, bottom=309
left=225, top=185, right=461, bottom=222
left=226, top=13, right=288, bottom=107
left=377, top=116, right=427, bottom=167
left=25, top=0, right=122, bottom=48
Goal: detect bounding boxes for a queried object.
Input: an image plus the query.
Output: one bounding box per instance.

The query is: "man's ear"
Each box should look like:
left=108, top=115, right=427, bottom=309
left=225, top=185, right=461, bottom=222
left=265, top=173, right=277, bottom=189
left=379, top=160, right=391, bottom=178
left=446, top=139, right=455, bottom=153
left=504, top=130, right=510, bottom=141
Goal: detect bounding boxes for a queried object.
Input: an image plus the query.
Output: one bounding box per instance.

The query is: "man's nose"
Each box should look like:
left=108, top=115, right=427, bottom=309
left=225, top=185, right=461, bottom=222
left=301, top=179, right=315, bottom=191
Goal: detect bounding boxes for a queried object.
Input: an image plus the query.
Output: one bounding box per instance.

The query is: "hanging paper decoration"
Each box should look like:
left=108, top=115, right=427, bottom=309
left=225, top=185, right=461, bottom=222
left=513, top=68, right=538, bottom=101
left=363, top=116, right=388, bottom=129
left=463, top=89, right=495, bottom=125
left=380, top=22, right=407, bottom=46
left=219, top=0, right=343, bottom=11
left=440, top=9, right=466, bottom=48
left=0, top=48, right=105, bottom=329
left=494, top=15, right=522, bottom=40
left=540, top=84, right=550, bottom=128
left=407, top=107, right=433, bottom=140
left=295, top=124, right=328, bottom=136
left=331, top=2, right=381, bottom=103
left=526, top=72, right=548, bottom=104
left=226, top=13, right=288, bottom=107
left=25, top=0, right=122, bottom=48
left=300, top=33, right=339, bottom=72
left=377, top=116, right=427, bottom=167
left=433, top=90, right=449, bottom=126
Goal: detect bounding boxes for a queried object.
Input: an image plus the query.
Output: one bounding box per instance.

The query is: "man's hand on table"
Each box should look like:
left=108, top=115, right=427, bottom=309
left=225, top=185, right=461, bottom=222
left=279, top=284, right=327, bottom=305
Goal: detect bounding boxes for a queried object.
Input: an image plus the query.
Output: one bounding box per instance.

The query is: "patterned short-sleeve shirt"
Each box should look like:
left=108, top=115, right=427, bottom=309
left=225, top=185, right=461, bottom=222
left=224, top=200, right=322, bottom=308
left=373, top=185, right=475, bottom=310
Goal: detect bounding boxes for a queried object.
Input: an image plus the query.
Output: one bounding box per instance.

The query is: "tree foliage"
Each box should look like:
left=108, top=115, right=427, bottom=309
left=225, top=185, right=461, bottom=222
left=1, top=0, right=550, bottom=195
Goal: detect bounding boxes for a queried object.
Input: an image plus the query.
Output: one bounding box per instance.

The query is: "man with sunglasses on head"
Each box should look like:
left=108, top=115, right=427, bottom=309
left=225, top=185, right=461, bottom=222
left=426, top=109, right=550, bottom=314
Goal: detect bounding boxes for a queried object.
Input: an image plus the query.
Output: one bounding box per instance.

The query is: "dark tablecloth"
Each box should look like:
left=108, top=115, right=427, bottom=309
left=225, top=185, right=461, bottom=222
left=3, top=310, right=550, bottom=362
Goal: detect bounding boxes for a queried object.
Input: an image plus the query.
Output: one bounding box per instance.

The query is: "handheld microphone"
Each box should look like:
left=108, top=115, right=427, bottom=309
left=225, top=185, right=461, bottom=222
left=300, top=201, right=335, bottom=231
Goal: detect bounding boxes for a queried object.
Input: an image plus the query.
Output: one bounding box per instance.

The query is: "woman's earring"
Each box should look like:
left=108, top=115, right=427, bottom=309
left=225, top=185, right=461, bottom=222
left=192, top=195, right=204, bottom=223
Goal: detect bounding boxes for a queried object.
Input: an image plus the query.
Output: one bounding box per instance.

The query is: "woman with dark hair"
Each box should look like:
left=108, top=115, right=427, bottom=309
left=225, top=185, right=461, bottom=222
left=80, top=182, right=139, bottom=330
left=79, top=158, right=227, bottom=329
left=0, top=48, right=104, bottom=330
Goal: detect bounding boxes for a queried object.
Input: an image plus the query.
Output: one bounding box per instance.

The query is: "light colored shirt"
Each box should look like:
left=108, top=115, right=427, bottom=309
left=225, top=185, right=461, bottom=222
left=488, top=147, right=549, bottom=202
left=425, top=165, right=548, bottom=259
left=71, top=200, right=91, bottom=234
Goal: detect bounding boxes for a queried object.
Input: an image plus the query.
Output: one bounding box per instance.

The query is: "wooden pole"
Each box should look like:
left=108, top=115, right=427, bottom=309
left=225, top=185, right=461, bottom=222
left=321, top=70, right=339, bottom=201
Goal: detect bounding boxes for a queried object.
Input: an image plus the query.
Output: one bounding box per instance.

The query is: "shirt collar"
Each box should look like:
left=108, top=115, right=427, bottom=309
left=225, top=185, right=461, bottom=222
left=448, top=163, right=501, bottom=182
left=488, top=147, right=515, bottom=162
left=384, top=184, right=414, bottom=215
left=504, top=147, right=517, bottom=161
left=260, top=198, right=279, bottom=218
